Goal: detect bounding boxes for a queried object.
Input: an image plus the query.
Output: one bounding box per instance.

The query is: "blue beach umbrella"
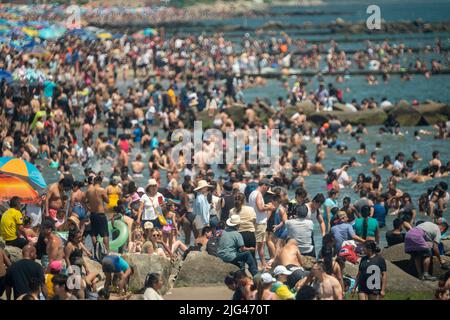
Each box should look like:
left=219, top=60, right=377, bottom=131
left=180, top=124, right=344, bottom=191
left=0, top=70, right=13, bottom=84
left=0, top=157, right=47, bottom=189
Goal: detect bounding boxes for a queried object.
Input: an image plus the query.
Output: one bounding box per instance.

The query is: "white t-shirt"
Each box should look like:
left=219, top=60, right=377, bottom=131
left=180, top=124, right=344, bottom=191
left=334, top=169, right=349, bottom=189
left=143, top=288, right=163, bottom=300
left=140, top=192, right=164, bottom=221
left=393, top=160, right=404, bottom=170
left=248, top=190, right=267, bottom=224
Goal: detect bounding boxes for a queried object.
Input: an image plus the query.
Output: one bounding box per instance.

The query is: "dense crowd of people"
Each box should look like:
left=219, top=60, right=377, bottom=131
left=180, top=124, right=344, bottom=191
left=0, top=6, right=449, bottom=301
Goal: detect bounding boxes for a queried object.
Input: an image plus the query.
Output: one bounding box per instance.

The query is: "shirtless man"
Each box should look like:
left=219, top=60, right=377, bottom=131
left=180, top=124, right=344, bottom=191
left=277, top=238, right=303, bottom=267
left=429, top=150, right=442, bottom=168
left=117, top=146, right=129, bottom=169
left=86, top=176, right=110, bottom=252
left=45, top=175, right=73, bottom=221
left=42, top=219, right=65, bottom=269
left=131, top=154, right=145, bottom=177
left=296, top=262, right=343, bottom=300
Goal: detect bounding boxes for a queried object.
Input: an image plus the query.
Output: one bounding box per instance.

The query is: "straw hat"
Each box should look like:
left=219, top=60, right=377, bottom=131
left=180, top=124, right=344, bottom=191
left=226, top=214, right=241, bottom=227
left=194, top=180, right=212, bottom=192
left=146, top=179, right=158, bottom=190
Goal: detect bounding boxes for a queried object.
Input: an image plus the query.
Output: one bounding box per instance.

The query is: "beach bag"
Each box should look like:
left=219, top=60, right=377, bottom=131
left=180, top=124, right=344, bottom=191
left=339, top=245, right=358, bottom=264
left=158, top=214, right=168, bottom=226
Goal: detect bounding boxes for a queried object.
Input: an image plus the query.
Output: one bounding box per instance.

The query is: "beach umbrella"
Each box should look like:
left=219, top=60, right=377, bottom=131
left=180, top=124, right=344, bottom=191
left=0, top=25, right=10, bottom=35
left=0, top=70, right=13, bottom=84
left=0, top=157, right=47, bottom=189
left=39, top=26, right=66, bottom=40
left=143, top=28, right=157, bottom=37
left=12, top=67, right=47, bottom=84
left=97, top=32, right=112, bottom=40
left=0, top=174, right=40, bottom=204
left=22, top=27, right=39, bottom=37
left=132, top=32, right=145, bottom=40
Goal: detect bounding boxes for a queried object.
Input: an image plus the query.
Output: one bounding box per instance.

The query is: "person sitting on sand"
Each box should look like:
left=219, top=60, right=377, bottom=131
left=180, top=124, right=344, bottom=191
left=143, top=272, right=164, bottom=300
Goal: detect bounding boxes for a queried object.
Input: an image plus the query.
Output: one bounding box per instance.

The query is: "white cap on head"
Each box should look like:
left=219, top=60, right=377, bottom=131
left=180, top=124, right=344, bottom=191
left=273, top=265, right=293, bottom=276
left=260, top=273, right=276, bottom=284
left=137, top=187, right=145, bottom=194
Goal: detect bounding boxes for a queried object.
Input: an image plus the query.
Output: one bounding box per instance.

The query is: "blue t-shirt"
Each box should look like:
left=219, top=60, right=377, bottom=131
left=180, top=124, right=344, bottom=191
left=44, top=81, right=56, bottom=98
left=112, top=256, right=129, bottom=273
left=331, top=222, right=355, bottom=251
left=323, top=198, right=338, bottom=222
left=133, top=127, right=143, bottom=143
left=150, top=137, right=159, bottom=150
left=373, top=204, right=386, bottom=227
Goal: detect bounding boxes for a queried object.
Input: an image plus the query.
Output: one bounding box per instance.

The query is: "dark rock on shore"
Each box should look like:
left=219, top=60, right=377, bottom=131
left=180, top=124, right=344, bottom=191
left=175, top=251, right=239, bottom=287
left=387, top=103, right=421, bottom=126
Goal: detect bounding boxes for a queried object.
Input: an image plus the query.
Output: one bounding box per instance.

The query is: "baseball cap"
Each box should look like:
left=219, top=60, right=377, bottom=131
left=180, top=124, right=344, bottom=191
left=260, top=273, right=276, bottom=284
left=49, top=260, right=63, bottom=273
left=144, top=221, right=154, bottom=230
left=260, top=178, right=272, bottom=186
left=273, top=265, right=293, bottom=276
left=337, top=211, right=347, bottom=220
left=137, top=187, right=145, bottom=194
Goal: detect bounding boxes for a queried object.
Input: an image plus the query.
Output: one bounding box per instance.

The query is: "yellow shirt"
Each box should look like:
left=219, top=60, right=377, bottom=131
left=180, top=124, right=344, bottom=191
left=167, top=89, right=176, bottom=106
left=0, top=208, right=23, bottom=241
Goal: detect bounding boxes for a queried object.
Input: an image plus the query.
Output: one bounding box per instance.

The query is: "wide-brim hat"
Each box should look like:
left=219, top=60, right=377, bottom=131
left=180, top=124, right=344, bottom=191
left=194, top=180, right=212, bottom=192
left=226, top=214, right=241, bottom=227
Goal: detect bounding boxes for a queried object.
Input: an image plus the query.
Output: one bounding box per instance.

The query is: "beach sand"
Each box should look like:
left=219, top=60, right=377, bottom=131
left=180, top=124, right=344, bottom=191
left=164, top=286, right=230, bottom=300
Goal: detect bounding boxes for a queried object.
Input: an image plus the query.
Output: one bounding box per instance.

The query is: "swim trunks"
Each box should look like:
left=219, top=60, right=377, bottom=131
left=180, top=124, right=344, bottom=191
left=90, top=213, right=109, bottom=237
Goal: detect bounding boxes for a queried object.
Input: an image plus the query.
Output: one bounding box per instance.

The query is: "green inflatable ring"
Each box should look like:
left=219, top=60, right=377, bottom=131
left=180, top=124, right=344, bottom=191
left=30, top=110, right=46, bottom=130
left=98, top=220, right=129, bottom=252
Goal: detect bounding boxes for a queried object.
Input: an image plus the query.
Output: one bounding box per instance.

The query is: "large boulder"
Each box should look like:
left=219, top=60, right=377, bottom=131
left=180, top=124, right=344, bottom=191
left=175, top=251, right=239, bottom=288
left=430, top=256, right=450, bottom=278
left=443, top=239, right=450, bottom=255
left=387, top=103, right=421, bottom=126
left=414, top=102, right=450, bottom=125
left=4, top=245, right=23, bottom=263
left=381, top=243, right=417, bottom=277
left=123, top=253, right=172, bottom=295
left=344, top=260, right=435, bottom=296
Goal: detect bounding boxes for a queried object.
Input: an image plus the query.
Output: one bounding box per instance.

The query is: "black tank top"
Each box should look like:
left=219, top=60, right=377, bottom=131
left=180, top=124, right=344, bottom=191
left=221, top=193, right=235, bottom=223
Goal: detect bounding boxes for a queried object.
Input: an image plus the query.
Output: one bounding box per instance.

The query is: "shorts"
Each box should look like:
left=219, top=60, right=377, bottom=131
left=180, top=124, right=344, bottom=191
left=408, top=249, right=432, bottom=259
left=90, top=213, right=109, bottom=237
left=358, top=285, right=381, bottom=296
left=255, top=223, right=267, bottom=243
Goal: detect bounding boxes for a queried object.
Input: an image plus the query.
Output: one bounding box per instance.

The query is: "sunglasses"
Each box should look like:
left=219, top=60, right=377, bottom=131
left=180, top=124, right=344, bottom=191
left=152, top=234, right=161, bottom=238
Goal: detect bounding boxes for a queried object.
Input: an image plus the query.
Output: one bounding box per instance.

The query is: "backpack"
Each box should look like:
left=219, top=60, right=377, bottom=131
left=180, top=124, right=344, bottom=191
left=206, top=236, right=220, bottom=257
left=93, top=241, right=108, bottom=263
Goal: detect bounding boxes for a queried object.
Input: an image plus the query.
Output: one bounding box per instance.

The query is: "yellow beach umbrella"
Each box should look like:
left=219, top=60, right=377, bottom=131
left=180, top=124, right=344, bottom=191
left=23, top=27, right=39, bottom=37
left=97, top=32, right=112, bottom=39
